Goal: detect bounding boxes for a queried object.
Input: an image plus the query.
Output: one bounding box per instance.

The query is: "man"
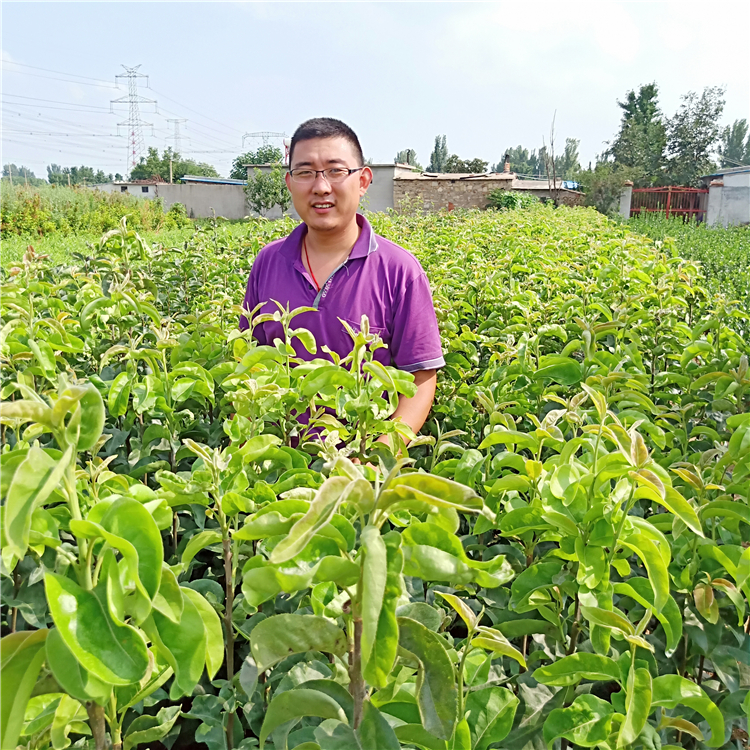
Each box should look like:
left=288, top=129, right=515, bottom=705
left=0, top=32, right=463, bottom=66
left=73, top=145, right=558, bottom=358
left=240, top=117, right=444, bottom=437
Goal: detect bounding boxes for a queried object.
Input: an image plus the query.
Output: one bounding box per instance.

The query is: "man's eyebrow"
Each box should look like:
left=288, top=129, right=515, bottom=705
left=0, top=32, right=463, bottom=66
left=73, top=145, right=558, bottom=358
left=291, top=158, right=349, bottom=168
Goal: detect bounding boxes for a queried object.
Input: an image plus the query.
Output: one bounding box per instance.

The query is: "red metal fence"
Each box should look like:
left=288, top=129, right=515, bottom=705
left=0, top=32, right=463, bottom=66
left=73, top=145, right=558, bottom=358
left=630, top=187, right=708, bottom=220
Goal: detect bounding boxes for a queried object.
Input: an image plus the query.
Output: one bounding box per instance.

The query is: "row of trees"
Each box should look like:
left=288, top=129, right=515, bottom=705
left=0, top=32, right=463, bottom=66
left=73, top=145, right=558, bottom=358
left=1, top=147, right=220, bottom=188
left=603, top=84, right=746, bottom=187
left=394, top=85, right=747, bottom=196
left=397, top=136, right=580, bottom=179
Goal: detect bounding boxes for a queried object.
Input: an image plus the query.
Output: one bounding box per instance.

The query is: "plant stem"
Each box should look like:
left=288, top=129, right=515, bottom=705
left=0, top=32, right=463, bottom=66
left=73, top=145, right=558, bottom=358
left=86, top=703, right=108, bottom=750
left=349, top=616, right=365, bottom=729
left=567, top=597, right=582, bottom=655
left=222, top=536, right=235, bottom=750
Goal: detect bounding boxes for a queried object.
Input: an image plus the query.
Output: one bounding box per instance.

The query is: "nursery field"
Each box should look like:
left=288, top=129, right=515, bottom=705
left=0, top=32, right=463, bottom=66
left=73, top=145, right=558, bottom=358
left=2, top=205, right=749, bottom=750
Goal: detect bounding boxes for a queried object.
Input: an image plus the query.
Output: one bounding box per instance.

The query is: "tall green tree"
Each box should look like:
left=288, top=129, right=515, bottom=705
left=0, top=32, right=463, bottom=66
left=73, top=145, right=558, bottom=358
left=555, top=138, right=581, bottom=180
left=244, top=166, right=290, bottom=216
left=606, top=83, right=667, bottom=186
left=718, top=119, right=750, bottom=167
left=394, top=149, right=422, bottom=169
left=444, top=155, right=488, bottom=173
left=428, top=135, right=448, bottom=172
left=496, top=146, right=545, bottom=177
left=130, top=147, right=220, bottom=182
left=230, top=145, right=284, bottom=180
left=664, top=86, right=725, bottom=186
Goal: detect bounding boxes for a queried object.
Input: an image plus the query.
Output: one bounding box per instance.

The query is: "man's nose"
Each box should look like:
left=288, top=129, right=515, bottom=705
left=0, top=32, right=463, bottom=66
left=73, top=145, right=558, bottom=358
left=312, top=173, right=332, bottom=193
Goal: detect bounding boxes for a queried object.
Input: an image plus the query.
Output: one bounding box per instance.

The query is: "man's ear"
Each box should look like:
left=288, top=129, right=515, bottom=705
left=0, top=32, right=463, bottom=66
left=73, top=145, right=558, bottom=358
left=359, top=166, right=373, bottom=195
left=285, top=171, right=292, bottom=190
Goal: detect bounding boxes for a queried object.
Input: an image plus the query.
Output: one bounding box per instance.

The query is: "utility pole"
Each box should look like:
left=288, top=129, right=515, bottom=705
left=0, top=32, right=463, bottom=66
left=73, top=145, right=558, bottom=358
left=111, top=65, right=157, bottom=177
left=24, top=169, right=28, bottom=187
left=67, top=173, right=71, bottom=188
left=8, top=165, right=12, bottom=186
left=169, top=159, right=173, bottom=184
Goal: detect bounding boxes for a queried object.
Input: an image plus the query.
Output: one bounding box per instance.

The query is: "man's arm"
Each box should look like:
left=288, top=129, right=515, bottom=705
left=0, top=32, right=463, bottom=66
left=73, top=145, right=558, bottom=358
left=387, top=368, right=437, bottom=435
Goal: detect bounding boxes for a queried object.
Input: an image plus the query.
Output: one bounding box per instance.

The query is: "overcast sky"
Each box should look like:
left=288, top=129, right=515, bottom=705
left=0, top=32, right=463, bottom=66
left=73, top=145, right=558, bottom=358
left=3, top=1, right=749, bottom=179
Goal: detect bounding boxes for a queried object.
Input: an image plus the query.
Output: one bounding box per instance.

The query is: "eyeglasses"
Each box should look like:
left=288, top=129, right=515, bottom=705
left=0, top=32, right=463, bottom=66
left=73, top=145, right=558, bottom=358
left=288, top=167, right=364, bottom=184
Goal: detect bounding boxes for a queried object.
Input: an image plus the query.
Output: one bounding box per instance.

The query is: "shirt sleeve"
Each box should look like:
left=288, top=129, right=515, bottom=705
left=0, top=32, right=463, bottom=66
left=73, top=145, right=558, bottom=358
left=389, top=272, right=445, bottom=372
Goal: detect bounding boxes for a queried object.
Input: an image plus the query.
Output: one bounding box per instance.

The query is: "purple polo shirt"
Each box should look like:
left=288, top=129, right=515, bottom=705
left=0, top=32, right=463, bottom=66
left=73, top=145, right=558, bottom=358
left=239, top=214, right=445, bottom=372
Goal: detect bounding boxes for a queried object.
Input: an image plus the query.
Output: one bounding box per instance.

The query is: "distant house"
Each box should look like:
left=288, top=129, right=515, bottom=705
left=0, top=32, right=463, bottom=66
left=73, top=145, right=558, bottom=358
left=700, top=166, right=750, bottom=227
left=93, top=177, right=166, bottom=197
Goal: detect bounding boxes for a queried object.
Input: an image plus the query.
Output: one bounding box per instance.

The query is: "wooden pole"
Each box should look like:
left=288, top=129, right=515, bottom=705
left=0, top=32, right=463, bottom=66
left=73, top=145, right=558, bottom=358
left=169, top=159, right=173, bottom=184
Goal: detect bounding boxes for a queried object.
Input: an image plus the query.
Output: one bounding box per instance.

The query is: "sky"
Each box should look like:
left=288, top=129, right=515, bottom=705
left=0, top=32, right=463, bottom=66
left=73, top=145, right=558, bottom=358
left=2, top=1, right=749, bottom=180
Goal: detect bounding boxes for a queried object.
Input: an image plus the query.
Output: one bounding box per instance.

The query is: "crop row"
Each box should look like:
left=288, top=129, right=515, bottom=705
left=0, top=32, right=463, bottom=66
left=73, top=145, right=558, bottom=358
left=1, top=205, right=749, bottom=750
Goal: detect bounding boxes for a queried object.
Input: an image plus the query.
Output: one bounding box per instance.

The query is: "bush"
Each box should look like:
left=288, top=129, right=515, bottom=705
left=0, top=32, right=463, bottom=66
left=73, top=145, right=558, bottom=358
left=0, top=184, right=183, bottom=237
left=486, top=189, right=539, bottom=210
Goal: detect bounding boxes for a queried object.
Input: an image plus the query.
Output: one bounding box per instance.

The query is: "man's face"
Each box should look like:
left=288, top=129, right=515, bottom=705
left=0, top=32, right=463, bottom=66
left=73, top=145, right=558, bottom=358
left=285, top=136, right=372, bottom=233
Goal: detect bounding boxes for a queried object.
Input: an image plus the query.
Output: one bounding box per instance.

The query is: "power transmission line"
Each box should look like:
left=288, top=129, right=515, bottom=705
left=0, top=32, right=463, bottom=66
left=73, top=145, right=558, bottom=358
left=2, top=61, right=124, bottom=86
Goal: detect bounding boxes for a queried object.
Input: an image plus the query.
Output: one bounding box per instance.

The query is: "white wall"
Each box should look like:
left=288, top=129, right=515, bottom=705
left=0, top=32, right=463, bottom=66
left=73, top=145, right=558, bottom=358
left=154, top=183, right=248, bottom=220
left=707, top=173, right=750, bottom=227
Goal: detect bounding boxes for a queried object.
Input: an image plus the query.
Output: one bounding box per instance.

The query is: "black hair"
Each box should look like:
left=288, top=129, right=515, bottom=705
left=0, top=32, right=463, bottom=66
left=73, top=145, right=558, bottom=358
left=289, top=118, right=364, bottom=167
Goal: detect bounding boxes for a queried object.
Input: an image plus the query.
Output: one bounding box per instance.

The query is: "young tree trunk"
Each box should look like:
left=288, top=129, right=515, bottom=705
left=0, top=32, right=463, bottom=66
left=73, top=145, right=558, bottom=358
left=349, top=617, right=365, bottom=729
left=86, top=703, right=108, bottom=750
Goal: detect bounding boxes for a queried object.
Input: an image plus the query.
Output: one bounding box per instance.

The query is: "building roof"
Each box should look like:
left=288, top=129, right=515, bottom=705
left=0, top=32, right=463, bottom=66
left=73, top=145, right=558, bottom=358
left=180, top=175, right=247, bottom=185
left=394, top=172, right=583, bottom=193
left=702, top=165, right=750, bottom=178
left=112, top=177, right=165, bottom=185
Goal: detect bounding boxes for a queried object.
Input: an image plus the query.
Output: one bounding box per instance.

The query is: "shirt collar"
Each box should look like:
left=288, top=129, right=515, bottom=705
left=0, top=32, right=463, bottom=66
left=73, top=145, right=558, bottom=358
left=279, top=213, right=378, bottom=261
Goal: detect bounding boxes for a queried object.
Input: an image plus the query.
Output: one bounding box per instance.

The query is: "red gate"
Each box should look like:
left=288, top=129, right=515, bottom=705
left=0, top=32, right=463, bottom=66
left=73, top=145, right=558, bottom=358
left=630, top=187, right=708, bottom=220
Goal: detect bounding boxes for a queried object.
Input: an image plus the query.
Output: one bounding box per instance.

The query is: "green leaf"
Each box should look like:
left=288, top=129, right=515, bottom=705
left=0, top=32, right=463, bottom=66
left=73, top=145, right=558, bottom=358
left=402, top=522, right=513, bottom=588
left=362, top=530, right=404, bottom=689
left=123, top=705, right=181, bottom=750
left=466, top=686, right=519, bottom=750
left=5, top=445, right=71, bottom=560
left=618, top=667, right=652, bottom=748
left=75, top=383, right=106, bottom=452
left=534, top=355, right=582, bottom=386
left=270, top=476, right=351, bottom=563
left=435, top=591, right=477, bottom=631
left=108, top=372, right=132, bottom=418
left=251, top=614, right=347, bottom=672
left=360, top=525, right=387, bottom=677
left=151, top=565, right=184, bottom=624
left=50, top=694, right=86, bottom=750
left=613, top=578, right=682, bottom=657
left=533, top=653, right=622, bottom=687
left=1, top=629, right=49, bottom=750
left=543, top=694, right=614, bottom=748
left=398, top=616, right=458, bottom=740
left=471, top=626, right=526, bottom=668
left=259, top=688, right=347, bottom=749
left=181, top=529, right=222, bottom=569
left=45, top=627, right=111, bottom=705
left=478, top=430, right=539, bottom=451
left=581, top=606, right=635, bottom=636
left=394, top=724, right=447, bottom=750
left=622, top=532, right=670, bottom=613
left=182, top=586, right=224, bottom=681
left=100, top=497, right=163, bottom=601
left=143, top=589, right=207, bottom=698
left=510, top=560, right=564, bottom=612
left=651, top=675, right=724, bottom=747
left=378, top=473, right=484, bottom=515
left=44, top=572, right=149, bottom=685
left=357, top=702, right=401, bottom=750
